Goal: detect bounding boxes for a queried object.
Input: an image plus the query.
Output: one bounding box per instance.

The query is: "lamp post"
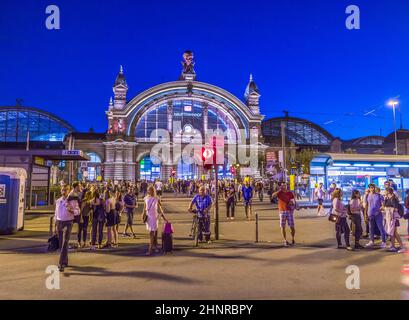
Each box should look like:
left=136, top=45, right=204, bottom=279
left=388, top=100, right=399, bottom=155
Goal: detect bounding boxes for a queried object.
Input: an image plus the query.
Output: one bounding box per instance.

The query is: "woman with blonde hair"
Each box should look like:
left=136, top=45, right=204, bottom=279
left=142, top=185, right=168, bottom=256
left=332, top=188, right=353, bottom=251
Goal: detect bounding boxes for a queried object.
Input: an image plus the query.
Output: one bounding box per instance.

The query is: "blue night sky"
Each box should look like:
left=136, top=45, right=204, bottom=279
left=1, top=0, right=409, bottom=139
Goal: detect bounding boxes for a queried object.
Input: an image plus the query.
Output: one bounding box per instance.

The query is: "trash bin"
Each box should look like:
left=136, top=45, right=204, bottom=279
left=0, top=167, right=27, bottom=235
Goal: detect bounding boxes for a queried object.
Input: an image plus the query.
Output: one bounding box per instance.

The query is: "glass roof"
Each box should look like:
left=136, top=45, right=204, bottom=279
left=0, top=108, right=74, bottom=143
left=262, top=118, right=333, bottom=146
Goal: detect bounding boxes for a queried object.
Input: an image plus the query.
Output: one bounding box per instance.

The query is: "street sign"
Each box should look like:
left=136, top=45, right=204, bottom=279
left=62, top=150, right=83, bottom=157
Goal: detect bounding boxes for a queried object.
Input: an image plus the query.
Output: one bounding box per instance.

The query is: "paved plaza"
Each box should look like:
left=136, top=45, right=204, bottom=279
left=0, top=196, right=406, bottom=300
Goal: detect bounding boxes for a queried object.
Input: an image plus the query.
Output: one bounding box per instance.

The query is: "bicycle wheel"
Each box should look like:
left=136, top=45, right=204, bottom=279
left=194, top=219, right=199, bottom=247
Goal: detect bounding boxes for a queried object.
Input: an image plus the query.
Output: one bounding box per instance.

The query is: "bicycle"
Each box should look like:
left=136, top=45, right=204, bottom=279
left=189, top=209, right=210, bottom=247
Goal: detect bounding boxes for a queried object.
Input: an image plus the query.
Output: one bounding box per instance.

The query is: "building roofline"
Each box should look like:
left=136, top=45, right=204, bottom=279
left=0, top=105, right=76, bottom=132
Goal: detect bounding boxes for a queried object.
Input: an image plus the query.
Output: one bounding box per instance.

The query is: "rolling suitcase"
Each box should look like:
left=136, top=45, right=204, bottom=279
left=162, top=222, right=173, bottom=254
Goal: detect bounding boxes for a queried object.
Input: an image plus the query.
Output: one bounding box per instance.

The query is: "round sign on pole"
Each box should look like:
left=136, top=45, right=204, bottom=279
left=202, top=148, right=214, bottom=160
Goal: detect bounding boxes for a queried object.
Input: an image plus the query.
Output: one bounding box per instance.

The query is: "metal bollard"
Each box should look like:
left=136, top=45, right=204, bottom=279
left=255, top=212, right=259, bottom=243
left=34, top=194, right=38, bottom=209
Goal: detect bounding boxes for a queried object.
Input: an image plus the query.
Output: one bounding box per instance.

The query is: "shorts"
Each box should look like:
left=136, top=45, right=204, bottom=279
left=279, top=211, right=295, bottom=228
left=317, top=199, right=323, bottom=205
left=126, top=211, right=134, bottom=226
left=157, top=190, right=162, bottom=196
left=106, top=211, right=115, bottom=227
left=244, top=199, right=252, bottom=207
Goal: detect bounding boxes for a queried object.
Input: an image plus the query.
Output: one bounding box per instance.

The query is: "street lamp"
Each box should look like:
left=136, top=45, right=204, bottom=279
left=387, top=99, right=399, bottom=155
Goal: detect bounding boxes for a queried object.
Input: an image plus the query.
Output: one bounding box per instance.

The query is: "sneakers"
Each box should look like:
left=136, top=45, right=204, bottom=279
left=89, top=245, right=96, bottom=251
left=354, top=243, right=364, bottom=249
left=380, top=242, right=387, bottom=249
left=398, top=248, right=406, bottom=253
left=365, top=241, right=374, bottom=247
left=283, top=241, right=290, bottom=247
left=389, top=247, right=398, bottom=252
left=346, top=246, right=354, bottom=251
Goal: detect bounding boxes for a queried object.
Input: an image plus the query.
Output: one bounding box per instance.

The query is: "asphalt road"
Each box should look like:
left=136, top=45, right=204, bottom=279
left=0, top=197, right=406, bottom=300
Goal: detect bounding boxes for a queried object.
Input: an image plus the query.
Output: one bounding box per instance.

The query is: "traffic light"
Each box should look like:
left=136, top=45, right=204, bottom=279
left=201, top=146, right=214, bottom=170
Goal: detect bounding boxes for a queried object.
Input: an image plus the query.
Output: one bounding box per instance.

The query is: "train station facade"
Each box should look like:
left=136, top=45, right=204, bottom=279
left=2, top=52, right=409, bottom=189
left=66, top=52, right=265, bottom=182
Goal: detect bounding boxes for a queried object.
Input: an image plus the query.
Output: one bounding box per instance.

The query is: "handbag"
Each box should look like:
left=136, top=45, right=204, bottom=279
left=328, top=213, right=340, bottom=223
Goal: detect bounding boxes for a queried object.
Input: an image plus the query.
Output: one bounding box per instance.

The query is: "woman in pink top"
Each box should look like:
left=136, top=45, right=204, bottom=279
left=348, top=190, right=364, bottom=249
left=332, top=188, right=352, bottom=251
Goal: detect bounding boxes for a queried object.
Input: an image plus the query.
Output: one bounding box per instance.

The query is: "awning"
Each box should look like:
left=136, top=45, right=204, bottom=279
left=0, top=149, right=90, bottom=161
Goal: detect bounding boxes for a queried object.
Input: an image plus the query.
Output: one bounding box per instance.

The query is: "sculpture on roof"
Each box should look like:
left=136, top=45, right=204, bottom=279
left=181, top=50, right=195, bottom=75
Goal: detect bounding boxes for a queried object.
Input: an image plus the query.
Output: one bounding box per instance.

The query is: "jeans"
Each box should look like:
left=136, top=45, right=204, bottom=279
left=91, top=219, right=105, bottom=245
left=335, top=217, right=350, bottom=247
left=198, top=215, right=211, bottom=242
left=244, top=199, right=252, bottom=218
left=258, top=191, right=263, bottom=201
left=77, top=217, right=89, bottom=243
left=56, top=220, right=73, bottom=266
left=369, top=214, right=386, bottom=242
left=350, top=214, right=363, bottom=243
left=226, top=199, right=235, bottom=218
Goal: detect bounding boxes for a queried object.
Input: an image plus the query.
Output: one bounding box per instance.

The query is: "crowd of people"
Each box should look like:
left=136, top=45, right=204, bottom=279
left=53, top=177, right=409, bottom=272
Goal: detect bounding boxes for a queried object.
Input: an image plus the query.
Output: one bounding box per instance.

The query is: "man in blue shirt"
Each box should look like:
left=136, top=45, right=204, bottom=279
left=364, top=184, right=387, bottom=248
left=188, top=186, right=212, bottom=243
left=242, top=180, right=254, bottom=220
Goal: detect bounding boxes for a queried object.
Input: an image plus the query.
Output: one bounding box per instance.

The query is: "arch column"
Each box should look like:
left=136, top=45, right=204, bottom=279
left=167, top=100, right=173, bottom=133
left=203, top=103, right=208, bottom=137
left=103, top=140, right=137, bottom=182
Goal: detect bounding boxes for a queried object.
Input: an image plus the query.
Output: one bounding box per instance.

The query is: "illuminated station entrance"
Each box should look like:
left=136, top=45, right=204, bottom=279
left=101, top=51, right=264, bottom=182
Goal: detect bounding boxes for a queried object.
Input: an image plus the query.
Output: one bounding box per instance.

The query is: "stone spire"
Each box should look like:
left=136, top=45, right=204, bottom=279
left=112, top=65, right=128, bottom=110
left=244, top=73, right=260, bottom=115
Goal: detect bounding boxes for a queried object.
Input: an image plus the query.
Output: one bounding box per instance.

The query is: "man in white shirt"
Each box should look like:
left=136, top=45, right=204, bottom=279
left=55, top=185, right=75, bottom=272
left=314, top=183, right=326, bottom=216
left=155, top=180, right=163, bottom=198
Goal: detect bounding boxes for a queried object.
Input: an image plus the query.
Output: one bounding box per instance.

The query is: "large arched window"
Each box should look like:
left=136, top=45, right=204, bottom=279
left=134, top=99, right=238, bottom=143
